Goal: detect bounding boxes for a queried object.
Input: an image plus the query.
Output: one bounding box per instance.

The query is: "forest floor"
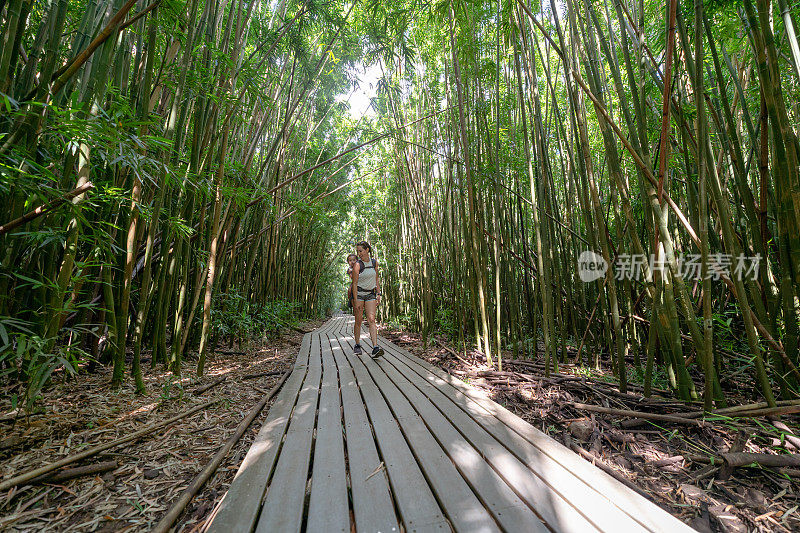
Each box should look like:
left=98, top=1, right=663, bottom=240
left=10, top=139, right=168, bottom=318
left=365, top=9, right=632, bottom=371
left=0, top=318, right=324, bottom=532
left=380, top=325, right=800, bottom=533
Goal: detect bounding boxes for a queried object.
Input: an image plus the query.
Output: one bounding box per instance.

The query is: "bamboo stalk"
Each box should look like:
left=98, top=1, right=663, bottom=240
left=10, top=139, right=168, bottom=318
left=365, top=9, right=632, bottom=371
left=0, top=182, right=94, bottom=235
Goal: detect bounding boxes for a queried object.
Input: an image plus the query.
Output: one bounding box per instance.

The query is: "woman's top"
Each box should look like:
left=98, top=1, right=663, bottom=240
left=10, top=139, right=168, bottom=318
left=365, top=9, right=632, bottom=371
left=356, top=258, right=377, bottom=291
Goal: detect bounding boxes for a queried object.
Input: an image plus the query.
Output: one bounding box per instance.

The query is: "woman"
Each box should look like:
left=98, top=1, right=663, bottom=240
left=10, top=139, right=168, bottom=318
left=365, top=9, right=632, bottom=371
left=351, top=241, right=384, bottom=357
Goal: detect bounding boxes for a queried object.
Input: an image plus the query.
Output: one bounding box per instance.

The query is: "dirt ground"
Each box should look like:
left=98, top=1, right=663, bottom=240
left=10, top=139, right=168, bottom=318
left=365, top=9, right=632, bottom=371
left=0, top=318, right=324, bottom=532
left=379, top=325, right=800, bottom=533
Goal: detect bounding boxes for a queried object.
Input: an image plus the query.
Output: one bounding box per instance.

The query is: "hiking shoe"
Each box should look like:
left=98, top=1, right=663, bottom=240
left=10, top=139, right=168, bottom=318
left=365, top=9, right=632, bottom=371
left=371, top=346, right=384, bottom=358
left=354, top=344, right=362, bottom=355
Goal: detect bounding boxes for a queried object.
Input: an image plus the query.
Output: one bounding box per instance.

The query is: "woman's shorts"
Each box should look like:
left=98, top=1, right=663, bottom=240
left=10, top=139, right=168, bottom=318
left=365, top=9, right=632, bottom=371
left=357, top=288, right=376, bottom=302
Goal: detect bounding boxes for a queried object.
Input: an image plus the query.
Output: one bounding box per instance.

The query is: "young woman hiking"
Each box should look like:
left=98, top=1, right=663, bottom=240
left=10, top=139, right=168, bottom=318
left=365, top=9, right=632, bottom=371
left=351, top=241, right=384, bottom=357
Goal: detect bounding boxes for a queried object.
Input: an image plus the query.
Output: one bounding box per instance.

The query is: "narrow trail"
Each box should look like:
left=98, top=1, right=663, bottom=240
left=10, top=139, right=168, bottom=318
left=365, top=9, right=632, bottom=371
left=208, top=315, right=692, bottom=532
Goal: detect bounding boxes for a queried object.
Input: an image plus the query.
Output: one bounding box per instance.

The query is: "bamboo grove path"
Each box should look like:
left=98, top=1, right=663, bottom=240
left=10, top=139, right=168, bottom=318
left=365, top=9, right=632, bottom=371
left=205, top=315, right=695, bottom=532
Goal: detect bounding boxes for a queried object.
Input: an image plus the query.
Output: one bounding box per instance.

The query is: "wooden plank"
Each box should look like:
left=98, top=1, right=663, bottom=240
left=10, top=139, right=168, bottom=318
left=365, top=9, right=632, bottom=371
left=339, top=335, right=504, bottom=533
left=206, top=333, right=312, bottom=533
left=324, top=316, right=342, bottom=338
left=255, top=334, right=323, bottom=533
left=338, top=331, right=551, bottom=532
left=329, top=330, right=401, bottom=533
left=334, top=336, right=451, bottom=532
left=316, top=319, right=334, bottom=335
left=374, top=338, right=695, bottom=532
left=293, top=330, right=312, bottom=369
left=330, top=315, right=348, bottom=338
left=307, top=333, right=350, bottom=532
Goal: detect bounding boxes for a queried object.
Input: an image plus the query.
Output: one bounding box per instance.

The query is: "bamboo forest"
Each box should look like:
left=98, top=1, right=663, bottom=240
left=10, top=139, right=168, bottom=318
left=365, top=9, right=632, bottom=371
left=1, top=0, right=800, bottom=530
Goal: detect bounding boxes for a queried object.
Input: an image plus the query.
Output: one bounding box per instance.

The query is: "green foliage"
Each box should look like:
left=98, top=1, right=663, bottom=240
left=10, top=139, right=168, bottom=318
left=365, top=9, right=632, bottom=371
left=0, top=331, right=87, bottom=411
left=387, top=311, right=415, bottom=331
left=0, top=0, right=381, bottom=398
left=629, top=364, right=670, bottom=392
left=210, top=290, right=302, bottom=344
left=256, top=299, right=303, bottom=339
left=1, top=315, right=88, bottom=410
left=572, top=365, right=603, bottom=381
left=159, top=374, right=185, bottom=401
left=434, top=307, right=457, bottom=339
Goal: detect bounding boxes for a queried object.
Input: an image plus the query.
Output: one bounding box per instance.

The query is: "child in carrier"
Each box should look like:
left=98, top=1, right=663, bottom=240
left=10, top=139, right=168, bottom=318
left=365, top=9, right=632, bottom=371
left=346, top=254, right=358, bottom=310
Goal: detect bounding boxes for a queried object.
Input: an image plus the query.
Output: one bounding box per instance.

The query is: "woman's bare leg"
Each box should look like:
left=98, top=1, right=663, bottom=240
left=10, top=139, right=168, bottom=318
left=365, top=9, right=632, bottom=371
left=353, top=300, right=364, bottom=344
left=365, top=299, right=378, bottom=345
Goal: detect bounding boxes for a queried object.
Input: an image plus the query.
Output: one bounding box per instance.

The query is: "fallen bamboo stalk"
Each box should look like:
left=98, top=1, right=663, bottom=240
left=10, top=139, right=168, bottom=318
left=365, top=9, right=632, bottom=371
left=151, top=371, right=290, bottom=533
left=565, top=438, right=651, bottom=499
left=0, top=406, right=47, bottom=423
left=459, top=368, right=679, bottom=409
left=478, top=368, right=679, bottom=405
left=619, top=418, right=653, bottom=428
left=32, top=460, right=118, bottom=484
left=502, top=358, right=672, bottom=394
left=432, top=339, right=475, bottom=367
left=194, top=376, right=227, bottom=395
left=774, top=467, right=800, bottom=477
left=241, top=370, right=285, bottom=380
left=476, top=370, right=524, bottom=379
left=680, top=399, right=800, bottom=419
left=0, top=400, right=217, bottom=492
left=568, top=402, right=704, bottom=426
left=715, top=405, right=800, bottom=418
left=620, top=404, right=800, bottom=427
left=722, top=452, right=800, bottom=468
left=650, top=454, right=715, bottom=465
left=771, top=420, right=800, bottom=451
left=651, top=456, right=685, bottom=467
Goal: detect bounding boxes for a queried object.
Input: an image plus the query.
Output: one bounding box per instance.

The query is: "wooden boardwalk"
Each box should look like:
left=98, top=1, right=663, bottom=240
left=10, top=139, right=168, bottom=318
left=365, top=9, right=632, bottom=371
left=206, top=316, right=694, bottom=532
